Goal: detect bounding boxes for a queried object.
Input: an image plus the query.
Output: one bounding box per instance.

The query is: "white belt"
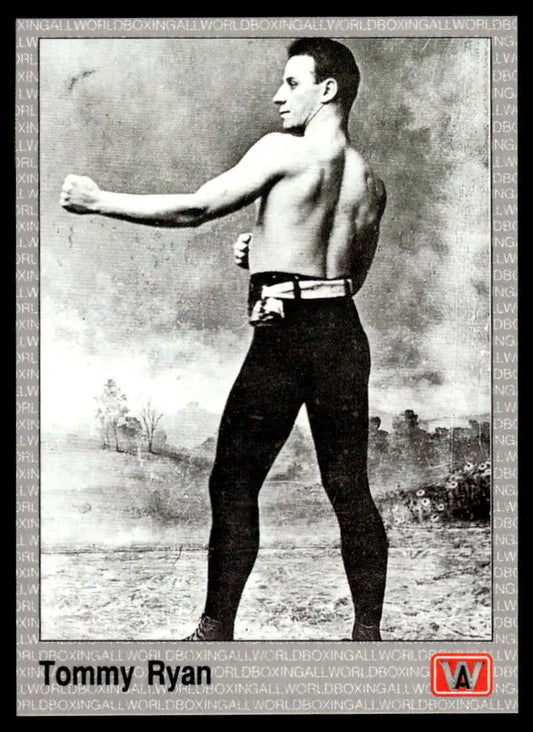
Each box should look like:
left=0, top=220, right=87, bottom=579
left=261, top=277, right=355, bottom=300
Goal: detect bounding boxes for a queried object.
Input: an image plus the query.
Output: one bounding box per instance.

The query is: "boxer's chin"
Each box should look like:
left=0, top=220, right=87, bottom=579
left=280, top=117, right=301, bottom=135
left=281, top=121, right=305, bottom=137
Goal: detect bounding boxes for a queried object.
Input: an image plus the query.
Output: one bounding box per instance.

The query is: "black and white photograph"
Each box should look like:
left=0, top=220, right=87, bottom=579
left=39, top=35, right=491, bottom=643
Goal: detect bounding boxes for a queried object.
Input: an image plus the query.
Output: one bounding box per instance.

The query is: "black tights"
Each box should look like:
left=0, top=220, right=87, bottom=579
left=204, top=276, right=388, bottom=630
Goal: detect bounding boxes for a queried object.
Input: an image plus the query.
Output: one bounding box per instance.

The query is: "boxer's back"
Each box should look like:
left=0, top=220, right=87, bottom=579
left=249, top=131, right=386, bottom=283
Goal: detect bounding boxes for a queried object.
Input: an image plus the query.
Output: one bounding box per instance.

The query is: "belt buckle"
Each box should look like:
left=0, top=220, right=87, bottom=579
left=249, top=296, right=285, bottom=327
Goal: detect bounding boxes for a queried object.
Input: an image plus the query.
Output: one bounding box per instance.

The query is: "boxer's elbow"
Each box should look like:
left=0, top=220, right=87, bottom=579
left=178, top=209, right=207, bottom=227
left=168, top=192, right=208, bottom=227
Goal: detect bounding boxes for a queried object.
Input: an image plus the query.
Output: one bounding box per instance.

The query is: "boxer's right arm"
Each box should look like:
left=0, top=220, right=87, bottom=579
left=60, top=133, right=294, bottom=228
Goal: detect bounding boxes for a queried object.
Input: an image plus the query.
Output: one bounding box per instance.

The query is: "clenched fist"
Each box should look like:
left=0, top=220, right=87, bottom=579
left=60, top=174, right=101, bottom=214
left=233, top=232, right=252, bottom=269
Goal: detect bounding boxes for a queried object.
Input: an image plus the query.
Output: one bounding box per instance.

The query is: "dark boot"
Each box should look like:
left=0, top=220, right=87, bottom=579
left=352, top=620, right=382, bottom=641
left=182, top=614, right=234, bottom=641
left=351, top=604, right=383, bottom=641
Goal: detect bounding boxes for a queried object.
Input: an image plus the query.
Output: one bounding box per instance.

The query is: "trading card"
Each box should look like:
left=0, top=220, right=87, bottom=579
left=16, top=16, right=518, bottom=715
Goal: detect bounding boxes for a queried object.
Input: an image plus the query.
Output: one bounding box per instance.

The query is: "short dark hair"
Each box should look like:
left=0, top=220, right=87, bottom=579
left=288, top=38, right=360, bottom=114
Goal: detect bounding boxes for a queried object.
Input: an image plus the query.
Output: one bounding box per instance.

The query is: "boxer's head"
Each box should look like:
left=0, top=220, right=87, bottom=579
left=272, top=38, right=360, bottom=130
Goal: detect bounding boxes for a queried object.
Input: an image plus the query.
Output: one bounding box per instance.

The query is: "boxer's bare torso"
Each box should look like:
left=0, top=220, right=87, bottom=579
left=250, top=131, right=385, bottom=282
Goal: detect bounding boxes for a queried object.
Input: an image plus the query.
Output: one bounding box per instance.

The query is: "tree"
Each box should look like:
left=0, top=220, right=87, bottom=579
left=141, top=400, right=164, bottom=453
left=118, top=416, right=143, bottom=453
left=95, top=379, right=129, bottom=452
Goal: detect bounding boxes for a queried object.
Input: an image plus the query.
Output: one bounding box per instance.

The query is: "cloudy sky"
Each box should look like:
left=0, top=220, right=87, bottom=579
left=40, top=38, right=490, bottom=438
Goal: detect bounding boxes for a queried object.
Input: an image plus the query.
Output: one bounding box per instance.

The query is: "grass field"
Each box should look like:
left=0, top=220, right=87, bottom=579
left=41, top=444, right=491, bottom=641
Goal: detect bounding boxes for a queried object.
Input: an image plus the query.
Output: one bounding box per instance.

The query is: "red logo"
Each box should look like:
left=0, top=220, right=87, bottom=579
left=431, top=654, right=493, bottom=696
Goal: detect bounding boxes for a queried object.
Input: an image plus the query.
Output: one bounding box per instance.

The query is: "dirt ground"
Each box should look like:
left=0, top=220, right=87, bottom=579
left=41, top=528, right=490, bottom=641
left=41, top=445, right=491, bottom=641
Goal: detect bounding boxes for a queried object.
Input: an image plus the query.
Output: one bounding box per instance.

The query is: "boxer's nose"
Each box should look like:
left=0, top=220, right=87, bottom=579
left=272, top=85, right=285, bottom=105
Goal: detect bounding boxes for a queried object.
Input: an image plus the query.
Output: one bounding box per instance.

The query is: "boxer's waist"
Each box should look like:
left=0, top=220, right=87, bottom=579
left=250, top=272, right=355, bottom=300
left=248, top=272, right=356, bottom=327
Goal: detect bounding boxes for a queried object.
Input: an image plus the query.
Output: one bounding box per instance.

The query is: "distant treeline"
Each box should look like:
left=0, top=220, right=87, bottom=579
left=95, top=376, right=489, bottom=495
left=368, top=410, right=490, bottom=492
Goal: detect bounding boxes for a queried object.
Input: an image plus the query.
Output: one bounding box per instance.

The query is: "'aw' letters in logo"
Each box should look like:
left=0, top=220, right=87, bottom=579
left=431, top=654, right=493, bottom=696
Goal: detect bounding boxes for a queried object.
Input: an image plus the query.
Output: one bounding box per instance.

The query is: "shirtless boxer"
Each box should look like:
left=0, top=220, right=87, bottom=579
left=60, top=38, right=388, bottom=641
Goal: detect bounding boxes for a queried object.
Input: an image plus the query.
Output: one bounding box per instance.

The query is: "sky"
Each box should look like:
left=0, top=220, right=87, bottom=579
left=40, top=38, right=490, bottom=439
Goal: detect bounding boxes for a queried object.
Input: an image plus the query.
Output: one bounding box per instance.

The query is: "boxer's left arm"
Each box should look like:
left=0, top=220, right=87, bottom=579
left=60, top=133, right=291, bottom=228
left=350, top=177, right=387, bottom=294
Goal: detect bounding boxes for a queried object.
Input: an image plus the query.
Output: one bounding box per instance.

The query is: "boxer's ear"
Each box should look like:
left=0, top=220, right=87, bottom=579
left=321, top=78, right=338, bottom=104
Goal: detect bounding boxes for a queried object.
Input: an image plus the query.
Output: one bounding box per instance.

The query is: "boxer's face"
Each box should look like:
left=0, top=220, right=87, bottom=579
left=272, top=55, right=324, bottom=131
